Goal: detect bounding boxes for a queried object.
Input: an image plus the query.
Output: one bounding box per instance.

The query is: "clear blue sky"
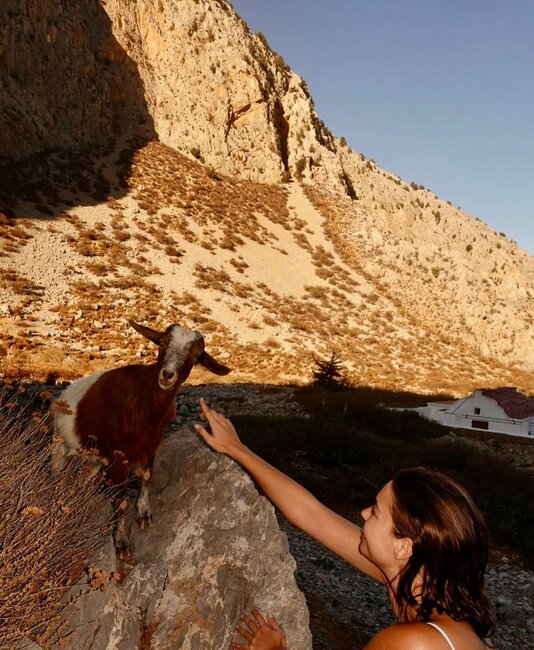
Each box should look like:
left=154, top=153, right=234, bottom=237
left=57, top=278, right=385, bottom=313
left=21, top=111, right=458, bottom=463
left=230, top=0, right=534, bottom=256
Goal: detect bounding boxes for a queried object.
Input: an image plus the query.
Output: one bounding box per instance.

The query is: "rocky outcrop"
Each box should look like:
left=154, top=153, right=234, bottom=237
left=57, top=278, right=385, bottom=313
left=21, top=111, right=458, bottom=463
left=101, top=0, right=346, bottom=186
left=56, top=425, right=312, bottom=649
left=0, top=0, right=351, bottom=191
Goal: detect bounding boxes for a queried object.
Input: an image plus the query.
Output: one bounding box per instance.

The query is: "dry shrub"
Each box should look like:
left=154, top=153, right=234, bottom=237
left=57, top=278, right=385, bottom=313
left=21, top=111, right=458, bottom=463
left=263, top=314, right=278, bottom=327
left=0, top=389, right=111, bottom=647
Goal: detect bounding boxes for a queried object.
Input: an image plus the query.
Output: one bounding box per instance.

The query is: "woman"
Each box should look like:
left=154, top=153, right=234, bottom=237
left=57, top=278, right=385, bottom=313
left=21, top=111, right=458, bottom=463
left=195, top=398, right=495, bottom=650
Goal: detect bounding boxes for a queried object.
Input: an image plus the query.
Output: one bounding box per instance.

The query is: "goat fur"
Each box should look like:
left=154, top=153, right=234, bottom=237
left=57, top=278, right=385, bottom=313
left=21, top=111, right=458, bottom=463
left=52, top=320, right=230, bottom=557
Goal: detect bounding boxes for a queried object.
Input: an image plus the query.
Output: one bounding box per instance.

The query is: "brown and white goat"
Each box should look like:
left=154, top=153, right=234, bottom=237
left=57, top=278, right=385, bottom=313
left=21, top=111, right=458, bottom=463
left=52, top=320, right=230, bottom=558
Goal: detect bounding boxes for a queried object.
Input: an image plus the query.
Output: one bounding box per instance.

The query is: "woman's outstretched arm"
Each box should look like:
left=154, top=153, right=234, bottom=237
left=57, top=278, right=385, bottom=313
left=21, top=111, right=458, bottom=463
left=196, top=398, right=385, bottom=583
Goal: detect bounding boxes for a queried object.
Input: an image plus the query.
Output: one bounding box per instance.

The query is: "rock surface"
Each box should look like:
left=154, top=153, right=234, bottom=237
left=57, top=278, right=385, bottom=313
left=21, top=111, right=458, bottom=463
left=59, top=425, right=312, bottom=649
left=0, top=0, right=155, bottom=157
left=0, top=0, right=339, bottom=186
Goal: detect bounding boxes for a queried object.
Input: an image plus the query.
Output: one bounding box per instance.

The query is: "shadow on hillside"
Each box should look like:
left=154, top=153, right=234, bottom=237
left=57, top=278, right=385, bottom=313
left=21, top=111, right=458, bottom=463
left=2, top=377, right=532, bottom=568
left=3, top=370, right=530, bottom=649
left=0, top=2, right=156, bottom=220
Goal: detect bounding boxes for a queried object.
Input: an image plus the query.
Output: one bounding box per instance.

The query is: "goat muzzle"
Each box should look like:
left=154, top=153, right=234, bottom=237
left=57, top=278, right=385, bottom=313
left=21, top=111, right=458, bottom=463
left=158, top=369, right=178, bottom=390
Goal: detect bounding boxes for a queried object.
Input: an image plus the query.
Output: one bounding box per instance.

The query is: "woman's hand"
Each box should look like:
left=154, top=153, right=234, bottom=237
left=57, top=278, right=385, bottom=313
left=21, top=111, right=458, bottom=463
left=233, top=608, right=287, bottom=650
left=195, top=398, right=246, bottom=458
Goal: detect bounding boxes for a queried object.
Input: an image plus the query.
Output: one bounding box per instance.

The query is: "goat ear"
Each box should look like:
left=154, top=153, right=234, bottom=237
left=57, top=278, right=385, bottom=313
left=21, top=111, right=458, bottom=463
left=129, top=320, right=163, bottom=345
left=198, top=351, right=231, bottom=375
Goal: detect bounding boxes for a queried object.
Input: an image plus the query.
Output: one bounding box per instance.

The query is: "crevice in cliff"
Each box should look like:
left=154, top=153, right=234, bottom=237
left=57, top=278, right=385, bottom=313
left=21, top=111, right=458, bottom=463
left=272, top=98, right=290, bottom=173
left=338, top=167, right=358, bottom=201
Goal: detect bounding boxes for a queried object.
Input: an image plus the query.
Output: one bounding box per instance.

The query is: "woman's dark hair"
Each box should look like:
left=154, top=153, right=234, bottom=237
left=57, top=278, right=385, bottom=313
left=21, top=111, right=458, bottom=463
left=390, top=467, right=495, bottom=639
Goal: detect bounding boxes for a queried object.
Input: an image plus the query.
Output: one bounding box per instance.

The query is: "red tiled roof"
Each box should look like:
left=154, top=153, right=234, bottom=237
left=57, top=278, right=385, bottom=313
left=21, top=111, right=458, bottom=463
left=481, top=387, right=534, bottom=419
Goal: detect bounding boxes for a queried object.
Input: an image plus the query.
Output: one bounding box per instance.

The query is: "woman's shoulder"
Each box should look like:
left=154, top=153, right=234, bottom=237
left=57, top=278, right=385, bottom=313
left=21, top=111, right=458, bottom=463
left=364, top=620, right=486, bottom=650
left=364, top=622, right=437, bottom=649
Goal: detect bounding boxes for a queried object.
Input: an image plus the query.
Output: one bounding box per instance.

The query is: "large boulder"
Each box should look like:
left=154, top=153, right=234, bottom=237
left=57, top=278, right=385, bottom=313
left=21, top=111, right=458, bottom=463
left=59, top=425, right=312, bottom=649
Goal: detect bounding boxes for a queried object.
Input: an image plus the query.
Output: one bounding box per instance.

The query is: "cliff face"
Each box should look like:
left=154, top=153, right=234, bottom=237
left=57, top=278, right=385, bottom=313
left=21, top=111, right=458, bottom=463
left=101, top=0, right=341, bottom=185
left=0, top=0, right=155, bottom=158
left=0, top=0, right=345, bottom=187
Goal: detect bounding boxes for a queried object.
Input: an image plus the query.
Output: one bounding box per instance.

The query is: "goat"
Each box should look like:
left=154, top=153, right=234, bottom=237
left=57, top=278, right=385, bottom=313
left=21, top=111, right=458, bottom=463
left=52, top=320, right=230, bottom=558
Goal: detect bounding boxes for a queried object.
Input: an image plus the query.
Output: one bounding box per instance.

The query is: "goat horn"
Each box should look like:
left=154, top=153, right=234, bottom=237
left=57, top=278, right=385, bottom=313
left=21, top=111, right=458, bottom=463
left=198, top=351, right=231, bottom=376
left=129, top=320, right=163, bottom=345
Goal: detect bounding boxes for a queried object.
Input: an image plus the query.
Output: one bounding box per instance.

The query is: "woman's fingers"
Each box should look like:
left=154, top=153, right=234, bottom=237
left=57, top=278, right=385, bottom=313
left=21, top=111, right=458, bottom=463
left=199, top=397, right=211, bottom=422
left=199, top=399, right=225, bottom=429
left=233, top=609, right=286, bottom=649
left=235, top=624, right=253, bottom=642
left=241, top=613, right=258, bottom=631
left=200, top=397, right=217, bottom=421
left=195, top=423, right=228, bottom=456
left=198, top=400, right=236, bottom=435
left=251, top=608, right=267, bottom=627
left=194, top=423, right=212, bottom=444
left=197, top=399, right=245, bottom=460
left=196, top=401, right=222, bottom=441
left=267, top=614, right=287, bottom=647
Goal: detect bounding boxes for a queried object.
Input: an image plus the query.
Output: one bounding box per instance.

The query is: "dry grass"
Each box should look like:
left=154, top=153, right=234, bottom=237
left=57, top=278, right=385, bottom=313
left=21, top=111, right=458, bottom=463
left=301, top=185, right=534, bottom=394
left=0, top=386, right=111, bottom=647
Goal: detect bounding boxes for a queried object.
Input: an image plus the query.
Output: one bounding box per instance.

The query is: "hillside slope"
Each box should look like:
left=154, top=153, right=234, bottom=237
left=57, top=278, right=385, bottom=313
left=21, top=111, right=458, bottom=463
left=1, top=141, right=533, bottom=395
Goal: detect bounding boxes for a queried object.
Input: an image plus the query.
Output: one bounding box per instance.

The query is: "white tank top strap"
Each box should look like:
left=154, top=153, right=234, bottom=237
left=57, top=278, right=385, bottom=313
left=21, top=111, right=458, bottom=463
left=426, top=621, right=456, bottom=650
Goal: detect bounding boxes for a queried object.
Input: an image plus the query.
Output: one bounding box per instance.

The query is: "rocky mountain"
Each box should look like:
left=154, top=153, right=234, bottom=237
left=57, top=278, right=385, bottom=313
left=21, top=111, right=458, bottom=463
left=1, top=0, right=533, bottom=396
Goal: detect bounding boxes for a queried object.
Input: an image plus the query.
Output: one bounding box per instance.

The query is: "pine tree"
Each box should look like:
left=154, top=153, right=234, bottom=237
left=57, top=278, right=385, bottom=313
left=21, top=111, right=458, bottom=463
left=311, top=351, right=348, bottom=390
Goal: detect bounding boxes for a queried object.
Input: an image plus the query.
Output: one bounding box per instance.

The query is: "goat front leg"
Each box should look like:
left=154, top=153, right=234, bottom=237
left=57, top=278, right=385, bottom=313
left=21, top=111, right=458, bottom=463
left=135, top=465, right=153, bottom=530
left=109, top=454, right=132, bottom=559
left=113, top=496, right=131, bottom=560
left=50, top=437, right=69, bottom=474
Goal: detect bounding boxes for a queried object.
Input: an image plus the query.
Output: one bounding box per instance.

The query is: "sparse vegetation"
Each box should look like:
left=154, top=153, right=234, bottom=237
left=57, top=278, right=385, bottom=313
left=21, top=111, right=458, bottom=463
left=1, top=139, right=533, bottom=397
left=0, top=387, right=111, bottom=646
left=294, top=156, right=307, bottom=180
left=312, top=351, right=349, bottom=390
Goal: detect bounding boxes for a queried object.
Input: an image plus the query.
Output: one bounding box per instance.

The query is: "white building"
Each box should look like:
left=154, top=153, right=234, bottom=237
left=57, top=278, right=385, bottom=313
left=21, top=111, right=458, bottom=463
left=424, top=387, right=534, bottom=438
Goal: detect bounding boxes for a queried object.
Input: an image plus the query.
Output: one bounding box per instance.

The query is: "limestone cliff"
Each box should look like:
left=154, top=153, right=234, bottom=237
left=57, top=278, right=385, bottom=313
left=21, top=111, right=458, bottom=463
left=0, top=0, right=155, bottom=157
left=0, top=0, right=346, bottom=188
left=100, top=0, right=349, bottom=188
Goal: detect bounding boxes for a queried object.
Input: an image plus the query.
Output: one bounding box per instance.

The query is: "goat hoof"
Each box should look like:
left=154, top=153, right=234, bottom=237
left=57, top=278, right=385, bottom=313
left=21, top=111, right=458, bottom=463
left=114, top=541, right=132, bottom=560
left=137, top=513, right=153, bottom=530
left=116, top=548, right=131, bottom=560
